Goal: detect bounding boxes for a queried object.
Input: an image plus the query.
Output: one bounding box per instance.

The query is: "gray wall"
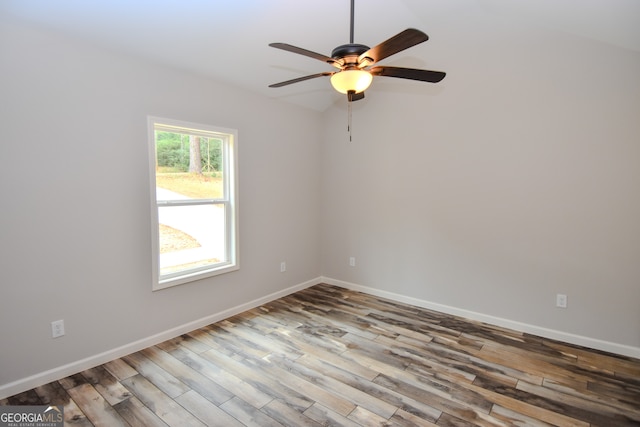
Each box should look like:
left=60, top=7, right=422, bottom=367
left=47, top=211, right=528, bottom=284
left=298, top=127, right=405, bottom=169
left=320, top=19, right=640, bottom=351
left=0, top=19, right=321, bottom=389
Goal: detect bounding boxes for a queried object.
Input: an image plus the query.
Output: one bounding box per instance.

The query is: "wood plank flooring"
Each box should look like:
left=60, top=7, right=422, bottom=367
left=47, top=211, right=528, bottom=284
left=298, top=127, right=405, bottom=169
left=2, top=284, right=639, bottom=426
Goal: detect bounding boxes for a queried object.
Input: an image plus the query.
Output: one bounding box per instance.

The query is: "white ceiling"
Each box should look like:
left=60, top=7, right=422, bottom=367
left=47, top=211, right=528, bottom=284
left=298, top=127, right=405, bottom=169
left=2, top=0, right=639, bottom=112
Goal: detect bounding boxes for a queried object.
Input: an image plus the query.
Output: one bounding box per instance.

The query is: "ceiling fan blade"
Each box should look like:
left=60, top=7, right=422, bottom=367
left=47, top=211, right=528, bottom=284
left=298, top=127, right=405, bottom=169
left=269, top=43, right=341, bottom=68
left=269, top=72, right=333, bottom=88
left=370, top=66, right=445, bottom=83
left=358, top=28, right=428, bottom=65
left=348, top=91, right=365, bottom=102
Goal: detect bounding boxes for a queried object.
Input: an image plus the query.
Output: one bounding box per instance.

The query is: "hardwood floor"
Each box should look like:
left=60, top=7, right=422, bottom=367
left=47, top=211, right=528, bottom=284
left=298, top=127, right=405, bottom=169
left=3, top=284, right=640, bottom=426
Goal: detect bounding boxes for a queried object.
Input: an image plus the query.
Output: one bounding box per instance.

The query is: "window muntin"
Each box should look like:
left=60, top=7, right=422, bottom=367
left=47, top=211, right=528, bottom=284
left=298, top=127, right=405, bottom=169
left=148, top=117, right=238, bottom=289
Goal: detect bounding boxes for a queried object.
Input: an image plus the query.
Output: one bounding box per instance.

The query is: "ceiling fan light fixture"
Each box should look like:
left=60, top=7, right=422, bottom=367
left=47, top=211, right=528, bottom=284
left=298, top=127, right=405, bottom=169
left=330, top=69, right=372, bottom=94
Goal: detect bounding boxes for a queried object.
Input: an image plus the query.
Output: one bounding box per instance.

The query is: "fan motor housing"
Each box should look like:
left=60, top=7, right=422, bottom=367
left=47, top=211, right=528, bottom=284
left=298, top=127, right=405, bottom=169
left=331, top=43, right=369, bottom=59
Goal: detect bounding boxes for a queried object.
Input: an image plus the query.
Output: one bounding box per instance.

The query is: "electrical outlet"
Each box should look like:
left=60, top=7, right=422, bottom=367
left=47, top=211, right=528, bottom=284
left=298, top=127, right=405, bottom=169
left=280, top=261, right=286, bottom=273
left=556, top=294, right=568, bottom=308
left=51, top=319, right=65, bottom=338
left=349, top=257, right=356, bottom=267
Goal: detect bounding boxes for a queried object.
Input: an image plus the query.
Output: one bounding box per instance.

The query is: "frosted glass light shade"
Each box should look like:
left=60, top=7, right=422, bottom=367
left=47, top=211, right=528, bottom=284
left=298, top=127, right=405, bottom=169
left=330, top=69, right=373, bottom=94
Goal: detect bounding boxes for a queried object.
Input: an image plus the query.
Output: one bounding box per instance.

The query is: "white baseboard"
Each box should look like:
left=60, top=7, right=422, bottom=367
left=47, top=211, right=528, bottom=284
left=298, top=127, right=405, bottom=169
left=0, top=277, right=320, bottom=400
left=321, top=276, right=640, bottom=360
left=4, top=275, right=637, bottom=399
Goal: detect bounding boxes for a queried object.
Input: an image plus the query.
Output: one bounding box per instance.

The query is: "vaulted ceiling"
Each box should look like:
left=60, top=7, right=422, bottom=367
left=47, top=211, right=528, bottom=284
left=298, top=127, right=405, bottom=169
left=3, top=0, right=639, bottom=112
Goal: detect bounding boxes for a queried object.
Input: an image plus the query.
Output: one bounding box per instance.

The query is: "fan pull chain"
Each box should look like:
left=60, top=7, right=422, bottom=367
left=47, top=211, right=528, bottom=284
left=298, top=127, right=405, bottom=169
left=348, top=100, right=353, bottom=142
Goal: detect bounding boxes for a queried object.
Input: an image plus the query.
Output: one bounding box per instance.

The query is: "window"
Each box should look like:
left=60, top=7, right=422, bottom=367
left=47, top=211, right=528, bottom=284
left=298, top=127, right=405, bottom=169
left=148, top=117, right=238, bottom=290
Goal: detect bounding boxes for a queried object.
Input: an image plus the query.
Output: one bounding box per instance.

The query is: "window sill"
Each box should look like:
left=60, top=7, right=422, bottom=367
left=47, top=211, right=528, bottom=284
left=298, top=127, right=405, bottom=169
left=153, top=263, right=239, bottom=291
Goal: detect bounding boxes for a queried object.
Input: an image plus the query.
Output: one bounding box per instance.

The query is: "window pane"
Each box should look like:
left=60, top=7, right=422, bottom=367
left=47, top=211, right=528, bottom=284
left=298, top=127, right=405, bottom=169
left=155, top=131, right=224, bottom=200
left=158, top=204, right=227, bottom=277
left=155, top=172, right=224, bottom=200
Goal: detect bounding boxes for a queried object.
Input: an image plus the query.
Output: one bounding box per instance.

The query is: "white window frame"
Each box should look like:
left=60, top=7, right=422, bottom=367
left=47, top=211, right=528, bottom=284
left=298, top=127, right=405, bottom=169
left=147, top=116, right=239, bottom=290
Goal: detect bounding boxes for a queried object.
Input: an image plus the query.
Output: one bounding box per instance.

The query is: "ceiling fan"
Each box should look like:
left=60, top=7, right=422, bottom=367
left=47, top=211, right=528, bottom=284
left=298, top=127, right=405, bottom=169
left=268, top=0, right=446, bottom=103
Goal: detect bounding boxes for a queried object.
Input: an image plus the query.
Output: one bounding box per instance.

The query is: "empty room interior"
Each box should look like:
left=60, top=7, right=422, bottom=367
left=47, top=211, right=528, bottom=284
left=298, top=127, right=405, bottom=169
left=1, top=0, right=639, bottom=426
